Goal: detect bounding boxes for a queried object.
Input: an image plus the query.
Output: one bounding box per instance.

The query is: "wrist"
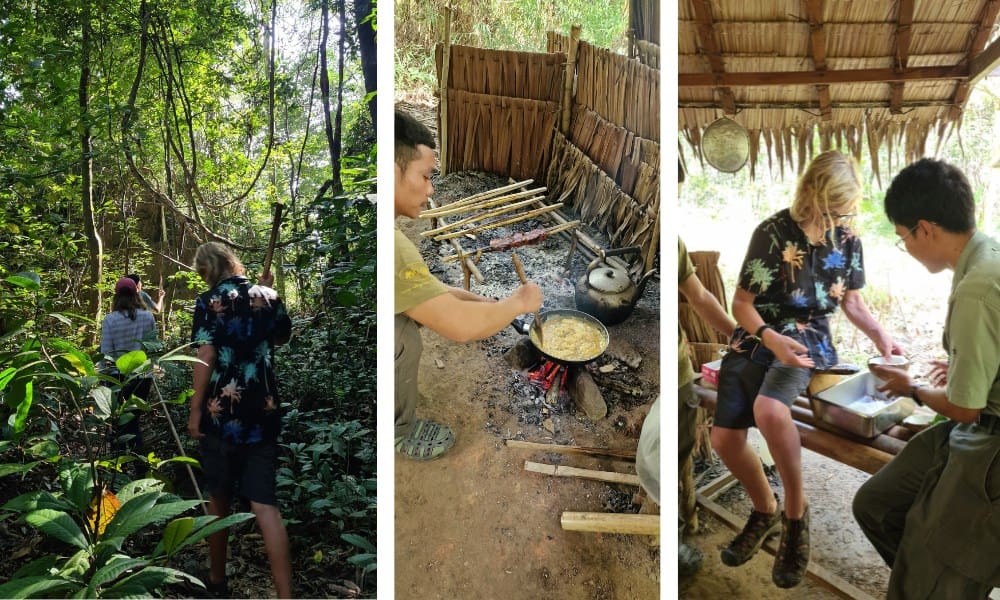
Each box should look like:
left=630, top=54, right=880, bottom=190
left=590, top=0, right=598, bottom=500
left=754, top=324, right=774, bottom=339
left=910, top=383, right=926, bottom=406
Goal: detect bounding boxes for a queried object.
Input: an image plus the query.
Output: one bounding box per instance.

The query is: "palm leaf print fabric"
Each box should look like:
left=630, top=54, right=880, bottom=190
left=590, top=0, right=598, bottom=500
left=732, top=208, right=865, bottom=369
left=191, top=276, right=292, bottom=443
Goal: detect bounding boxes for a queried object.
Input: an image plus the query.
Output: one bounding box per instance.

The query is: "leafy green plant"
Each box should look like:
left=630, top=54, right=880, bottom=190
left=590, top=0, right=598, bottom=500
left=276, top=410, right=376, bottom=584
left=0, top=462, right=254, bottom=598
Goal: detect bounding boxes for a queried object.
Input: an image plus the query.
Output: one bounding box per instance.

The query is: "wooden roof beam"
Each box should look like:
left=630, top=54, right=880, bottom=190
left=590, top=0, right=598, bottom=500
left=804, top=0, right=832, bottom=120
left=950, top=0, right=1000, bottom=119
left=679, top=65, right=967, bottom=87
left=691, top=0, right=737, bottom=115
left=890, top=0, right=915, bottom=114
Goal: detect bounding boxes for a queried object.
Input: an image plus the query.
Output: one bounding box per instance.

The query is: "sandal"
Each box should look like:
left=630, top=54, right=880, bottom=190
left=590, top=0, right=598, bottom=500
left=395, top=420, right=455, bottom=460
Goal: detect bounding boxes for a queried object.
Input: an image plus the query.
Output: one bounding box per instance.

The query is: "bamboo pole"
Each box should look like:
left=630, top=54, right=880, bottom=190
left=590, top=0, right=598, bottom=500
left=561, top=25, right=582, bottom=134
left=439, top=4, right=453, bottom=176
left=560, top=512, right=659, bottom=536
left=426, top=198, right=484, bottom=286
left=505, top=439, right=636, bottom=460
left=421, top=197, right=546, bottom=236
left=432, top=203, right=565, bottom=241
left=419, top=188, right=546, bottom=222
left=420, top=179, right=537, bottom=217
left=524, top=461, right=640, bottom=486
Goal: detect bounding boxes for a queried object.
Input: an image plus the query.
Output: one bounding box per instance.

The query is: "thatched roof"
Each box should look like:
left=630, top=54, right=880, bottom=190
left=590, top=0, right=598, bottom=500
left=678, top=0, right=1000, bottom=180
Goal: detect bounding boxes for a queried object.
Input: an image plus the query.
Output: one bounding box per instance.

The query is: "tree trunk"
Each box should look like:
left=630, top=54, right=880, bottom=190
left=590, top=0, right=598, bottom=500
left=318, top=0, right=341, bottom=194
left=79, top=0, right=103, bottom=338
left=354, top=0, right=376, bottom=128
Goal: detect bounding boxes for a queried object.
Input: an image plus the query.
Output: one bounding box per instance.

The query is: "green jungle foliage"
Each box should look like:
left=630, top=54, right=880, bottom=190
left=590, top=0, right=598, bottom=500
left=1, top=0, right=377, bottom=596
left=394, top=0, right=629, bottom=98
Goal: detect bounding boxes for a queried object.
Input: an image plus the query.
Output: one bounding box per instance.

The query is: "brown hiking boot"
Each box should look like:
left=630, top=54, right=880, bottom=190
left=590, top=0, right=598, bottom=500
left=720, top=495, right=782, bottom=567
left=772, top=505, right=810, bottom=588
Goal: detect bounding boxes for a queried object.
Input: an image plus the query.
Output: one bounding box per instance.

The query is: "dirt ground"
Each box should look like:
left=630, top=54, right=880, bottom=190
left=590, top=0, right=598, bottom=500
left=678, top=446, right=891, bottom=599
left=393, top=157, right=662, bottom=599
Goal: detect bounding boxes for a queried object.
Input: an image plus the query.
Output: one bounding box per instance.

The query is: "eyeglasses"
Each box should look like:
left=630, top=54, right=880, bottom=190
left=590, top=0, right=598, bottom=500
left=895, top=224, right=919, bottom=252
left=823, top=212, right=857, bottom=222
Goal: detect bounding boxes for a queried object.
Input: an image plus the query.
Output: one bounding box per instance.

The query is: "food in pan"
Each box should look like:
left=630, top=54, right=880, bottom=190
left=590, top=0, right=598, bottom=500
left=530, top=314, right=606, bottom=362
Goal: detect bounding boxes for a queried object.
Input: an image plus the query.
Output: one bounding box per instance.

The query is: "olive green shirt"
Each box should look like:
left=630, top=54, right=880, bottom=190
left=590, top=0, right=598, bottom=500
left=944, top=230, right=1000, bottom=414
left=395, top=227, right=448, bottom=314
left=678, top=237, right=696, bottom=388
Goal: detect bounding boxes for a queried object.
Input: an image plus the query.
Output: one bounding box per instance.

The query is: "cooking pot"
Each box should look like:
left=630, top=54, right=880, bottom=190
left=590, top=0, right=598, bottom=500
left=511, top=308, right=609, bottom=366
left=574, top=246, right=656, bottom=326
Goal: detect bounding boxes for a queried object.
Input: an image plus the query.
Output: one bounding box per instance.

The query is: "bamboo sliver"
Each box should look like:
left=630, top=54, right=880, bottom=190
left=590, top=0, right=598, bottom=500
left=560, top=512, right=659, bottom=536
left=524, top=461, right=640, bottom=486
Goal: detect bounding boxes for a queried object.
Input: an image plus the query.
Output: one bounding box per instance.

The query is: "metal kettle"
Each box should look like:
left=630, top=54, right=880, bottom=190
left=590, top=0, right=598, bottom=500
left=574, top=245, right=656, bottom=326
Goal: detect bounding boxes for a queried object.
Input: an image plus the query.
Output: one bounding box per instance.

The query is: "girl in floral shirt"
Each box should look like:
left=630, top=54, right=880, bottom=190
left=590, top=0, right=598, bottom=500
left=710, top=151, right=902, bottom=588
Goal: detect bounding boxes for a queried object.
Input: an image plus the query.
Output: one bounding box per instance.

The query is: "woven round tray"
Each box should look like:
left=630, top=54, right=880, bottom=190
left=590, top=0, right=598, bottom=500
left=702, top=117, right=750, bottom=173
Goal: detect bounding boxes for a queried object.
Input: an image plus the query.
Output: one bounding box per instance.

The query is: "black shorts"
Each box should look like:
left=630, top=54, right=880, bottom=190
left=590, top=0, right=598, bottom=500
left=199, top=435, right=279, bottom=506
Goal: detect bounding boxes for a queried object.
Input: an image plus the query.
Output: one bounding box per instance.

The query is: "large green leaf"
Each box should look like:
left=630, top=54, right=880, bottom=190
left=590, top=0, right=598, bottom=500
left=10, top=379, right=33, bottom=434
left=341, top=532, right=376, bottom=553
left=0, top=367, right=16, bottom=391
left=65, top=465, right=95, bottom=513
left=114, top=351, right=147, bottom=376
left=0, top=575, right=73, bottom=599
left=11, top=555, right=61, bottom=578
left=102, top=566, right=198, bottom=598
left=5, top=272, right=41, bottom=291
left=102, top=495, right=200, bottom=540
left=24, top=509, right=88, bottom=549
left=89, top=386, right=112, bottom=419
left=87, top=556, right=149, bottom=590
left=159, top=516, right=195, bottom=556
left=157, top=512, right=255, bottom=555
left=114, top=478, right=164, bottom=504
left=2, top=490, right=72, bottom=513
left=0, top=461, right=41, bottom=478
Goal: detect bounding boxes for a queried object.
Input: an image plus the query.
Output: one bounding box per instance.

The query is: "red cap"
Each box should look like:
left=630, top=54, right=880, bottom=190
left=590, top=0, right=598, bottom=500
left=115, top=277, right=138, bottom=294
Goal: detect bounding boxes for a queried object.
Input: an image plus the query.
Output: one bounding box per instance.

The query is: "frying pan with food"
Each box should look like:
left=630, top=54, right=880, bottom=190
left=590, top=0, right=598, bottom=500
left=511, top=308, right=610, bottom=366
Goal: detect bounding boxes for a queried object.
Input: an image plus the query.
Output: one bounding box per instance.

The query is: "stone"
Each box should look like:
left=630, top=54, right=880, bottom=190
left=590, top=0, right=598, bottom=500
left=568, top=368, right=607, bottom=421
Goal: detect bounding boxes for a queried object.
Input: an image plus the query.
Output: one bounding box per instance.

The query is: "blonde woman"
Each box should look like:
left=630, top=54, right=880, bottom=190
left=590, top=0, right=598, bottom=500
left=710, top=151, right=902, bottom=588
left=189, top=242, right=293, bottom=598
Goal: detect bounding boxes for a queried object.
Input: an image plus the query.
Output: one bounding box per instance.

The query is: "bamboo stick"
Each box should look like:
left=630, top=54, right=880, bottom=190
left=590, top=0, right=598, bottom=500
left=439, top=5, right=452, bottom=176
left=419, top=188, right=547, bottom=221
left=524, top=461, right=640, bottom=486
left=420, top=197, right=546, bottom=236
left=426, top=198, right=484, bottom=285
left=432, top=203, right=565, bottom=241
left=560, top=512, right=659, bottom=536
left=505, top=439, right=636, bottom=460
left=561, top=25, right=582, bottom=135
left=420, top=180, right=537, bottom=217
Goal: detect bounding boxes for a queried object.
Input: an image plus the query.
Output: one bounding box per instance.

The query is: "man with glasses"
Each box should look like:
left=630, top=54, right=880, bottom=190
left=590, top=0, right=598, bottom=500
left=853, top=157, right=1000, bottom=598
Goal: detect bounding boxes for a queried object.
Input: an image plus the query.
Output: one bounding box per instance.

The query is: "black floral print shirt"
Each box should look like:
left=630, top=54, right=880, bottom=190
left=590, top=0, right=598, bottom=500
left=732, top=208, right=865, bottom=369
left=191, top=276, right=291, bottom=443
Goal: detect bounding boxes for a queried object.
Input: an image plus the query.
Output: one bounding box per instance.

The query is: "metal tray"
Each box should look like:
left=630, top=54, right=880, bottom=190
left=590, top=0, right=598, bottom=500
left=810, top=372, right=916, bottom=438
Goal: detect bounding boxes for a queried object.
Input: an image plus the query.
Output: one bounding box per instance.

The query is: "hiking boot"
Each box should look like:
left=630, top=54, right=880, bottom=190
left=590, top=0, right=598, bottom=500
left=772, top=505, right=810, bottom=589
left=679, top=542, right=703, bottom=577
left=720, top=495, right=781, bottom=567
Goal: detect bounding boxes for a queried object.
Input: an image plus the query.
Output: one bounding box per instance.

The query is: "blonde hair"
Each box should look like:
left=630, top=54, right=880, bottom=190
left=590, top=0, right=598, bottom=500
left=194, top=242, right=245, bottom=288
left=790, top=151, right=862, bottom=234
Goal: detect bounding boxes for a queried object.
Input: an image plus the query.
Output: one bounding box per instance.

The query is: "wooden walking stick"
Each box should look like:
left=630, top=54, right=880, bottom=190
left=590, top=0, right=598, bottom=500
left=262, top=202, right=284, bottom=277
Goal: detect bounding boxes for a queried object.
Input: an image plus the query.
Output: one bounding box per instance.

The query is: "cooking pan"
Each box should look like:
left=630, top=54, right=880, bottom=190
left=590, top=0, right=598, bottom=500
left=511, top=308, right=610, bottom=366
